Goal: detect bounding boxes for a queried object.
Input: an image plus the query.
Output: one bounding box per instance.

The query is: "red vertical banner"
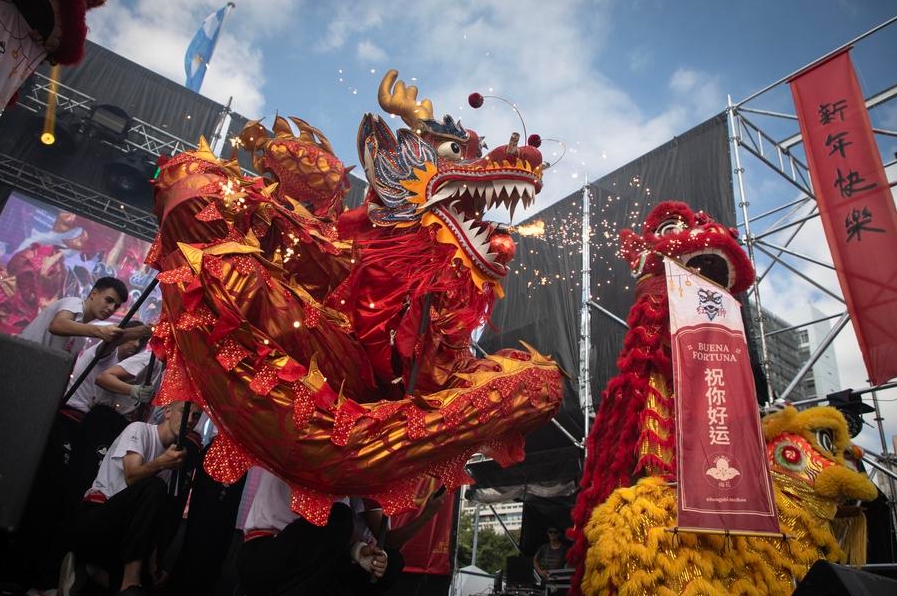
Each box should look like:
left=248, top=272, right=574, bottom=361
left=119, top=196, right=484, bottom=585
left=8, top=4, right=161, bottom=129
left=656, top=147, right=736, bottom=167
left=392, top=487, right=457, bottom=575
left=666, top=260, right=779, bottom=533
left=790, top=50, right=897, bottom=385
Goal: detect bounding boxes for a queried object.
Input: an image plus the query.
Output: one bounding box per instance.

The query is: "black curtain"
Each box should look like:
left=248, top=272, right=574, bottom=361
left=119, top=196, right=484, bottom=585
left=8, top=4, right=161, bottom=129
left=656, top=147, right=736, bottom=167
left=0, top=41, right=231, bottom=215
left=478, top=112, right=736, bottom=462
left=57, top=41, right=224, bottom=142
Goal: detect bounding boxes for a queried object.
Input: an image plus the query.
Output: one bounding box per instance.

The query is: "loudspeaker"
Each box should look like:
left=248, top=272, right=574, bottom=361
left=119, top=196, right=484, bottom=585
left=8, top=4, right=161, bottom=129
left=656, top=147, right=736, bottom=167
left=506, top=555, right=534, bottom=585
left=792, top=560, right=897, bottom=595
left=0, top=334, right=74, bottom=531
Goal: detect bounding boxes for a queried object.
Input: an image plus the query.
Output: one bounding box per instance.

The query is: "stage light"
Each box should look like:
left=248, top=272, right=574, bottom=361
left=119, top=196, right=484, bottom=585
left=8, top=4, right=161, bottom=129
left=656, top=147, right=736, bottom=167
left=41, top=64, right=61, bottom=145
left=87, top=104, right=131, bottom=138
left=32, top=112, right=78, bottom=155
left=103, top=151, right=154, bottom=200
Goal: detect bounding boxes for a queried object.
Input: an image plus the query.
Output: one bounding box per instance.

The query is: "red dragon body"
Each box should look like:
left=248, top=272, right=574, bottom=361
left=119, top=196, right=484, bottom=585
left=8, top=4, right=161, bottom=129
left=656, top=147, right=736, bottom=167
left=149, top=71, right=563, bottom=523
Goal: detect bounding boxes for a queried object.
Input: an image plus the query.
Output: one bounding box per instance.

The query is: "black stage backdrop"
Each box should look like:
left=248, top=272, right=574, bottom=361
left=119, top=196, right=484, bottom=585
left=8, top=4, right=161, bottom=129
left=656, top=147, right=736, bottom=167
left=474, top=113, right=736, bottom=498
left=0, top=41, right=231, bottom=215
left=0, top=41, right=367, bottom=230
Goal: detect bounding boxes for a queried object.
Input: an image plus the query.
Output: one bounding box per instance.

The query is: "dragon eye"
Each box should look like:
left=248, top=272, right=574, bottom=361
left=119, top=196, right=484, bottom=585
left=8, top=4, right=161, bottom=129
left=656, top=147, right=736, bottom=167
left=816, top=429, right=835, bottom=454
left=655, top=218, right=684, bottom=237
left=437, top=141, right=463, bottom=160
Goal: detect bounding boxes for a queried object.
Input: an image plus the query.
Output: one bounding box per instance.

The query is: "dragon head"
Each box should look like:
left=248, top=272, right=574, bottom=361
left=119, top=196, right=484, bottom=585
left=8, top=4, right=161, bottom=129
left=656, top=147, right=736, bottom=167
left=763, top=406, right=877, bottom=516
left=619, top=200, right=755, bottom=294
left=357, top=70, right=543, bottom=291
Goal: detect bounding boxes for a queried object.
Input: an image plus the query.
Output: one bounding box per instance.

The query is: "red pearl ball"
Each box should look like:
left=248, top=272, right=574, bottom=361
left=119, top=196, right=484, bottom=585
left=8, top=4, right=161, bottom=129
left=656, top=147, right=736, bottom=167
left=489, top=232, right=516, bottom=264
left=468, top=93, right=484, bottom=108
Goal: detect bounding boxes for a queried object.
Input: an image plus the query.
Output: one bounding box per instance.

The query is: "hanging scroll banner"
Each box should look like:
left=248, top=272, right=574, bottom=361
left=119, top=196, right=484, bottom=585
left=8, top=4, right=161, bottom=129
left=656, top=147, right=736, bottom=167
left=790, top=49, right=897, bottom=385
left=666, top=259, right=779, bottom=533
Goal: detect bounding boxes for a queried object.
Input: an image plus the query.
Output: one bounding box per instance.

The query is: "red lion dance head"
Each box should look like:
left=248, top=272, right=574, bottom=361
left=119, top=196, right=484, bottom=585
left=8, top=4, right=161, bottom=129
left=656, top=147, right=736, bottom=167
left=567, top=200, right=756, bottom=595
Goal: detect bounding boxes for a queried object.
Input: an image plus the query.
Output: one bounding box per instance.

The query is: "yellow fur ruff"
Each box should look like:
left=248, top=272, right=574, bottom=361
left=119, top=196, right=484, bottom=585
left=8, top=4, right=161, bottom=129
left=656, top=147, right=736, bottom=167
left=581, top=477, right=848, bottom=596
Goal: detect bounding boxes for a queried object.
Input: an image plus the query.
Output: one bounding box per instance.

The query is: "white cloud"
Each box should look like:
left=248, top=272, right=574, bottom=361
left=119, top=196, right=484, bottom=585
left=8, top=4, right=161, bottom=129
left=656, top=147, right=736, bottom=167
left=669, top=68, right=724, bottom=121
left=85, top=0, right=301, bottom=117
left=628, top=47, right=653, bottom=72
left=312, top=0, right=712, bottom=213
left=316, top=4, right=384, bottom=52
left=356, top=40, right=388, bottom=63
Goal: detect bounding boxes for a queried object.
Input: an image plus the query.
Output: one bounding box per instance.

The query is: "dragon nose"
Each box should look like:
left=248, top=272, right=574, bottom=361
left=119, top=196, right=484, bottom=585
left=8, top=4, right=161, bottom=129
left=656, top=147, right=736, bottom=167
left=485, top=138, right=542, bottom=172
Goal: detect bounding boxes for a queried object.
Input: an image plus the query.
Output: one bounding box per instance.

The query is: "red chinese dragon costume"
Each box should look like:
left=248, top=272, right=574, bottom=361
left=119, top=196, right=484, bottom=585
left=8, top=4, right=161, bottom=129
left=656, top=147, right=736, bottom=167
left=567, top=201, right=757, bottom=593
left=148, top=70, right=563, bottom=523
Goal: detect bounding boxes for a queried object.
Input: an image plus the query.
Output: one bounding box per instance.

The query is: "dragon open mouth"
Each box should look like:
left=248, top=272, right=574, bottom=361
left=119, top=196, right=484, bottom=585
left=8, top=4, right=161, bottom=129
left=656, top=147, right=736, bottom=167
left=428, top=176, right=537, bottom=279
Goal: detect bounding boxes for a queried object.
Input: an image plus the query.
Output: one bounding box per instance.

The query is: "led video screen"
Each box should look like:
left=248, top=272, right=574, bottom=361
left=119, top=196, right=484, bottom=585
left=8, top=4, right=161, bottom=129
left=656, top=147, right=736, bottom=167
left=0, top=191, right=161, bottom=335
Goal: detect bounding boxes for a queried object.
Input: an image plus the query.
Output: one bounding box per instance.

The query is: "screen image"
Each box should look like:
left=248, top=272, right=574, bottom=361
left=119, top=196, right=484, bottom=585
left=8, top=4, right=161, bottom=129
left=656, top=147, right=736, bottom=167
left=0, top=191, right=161, bottom=335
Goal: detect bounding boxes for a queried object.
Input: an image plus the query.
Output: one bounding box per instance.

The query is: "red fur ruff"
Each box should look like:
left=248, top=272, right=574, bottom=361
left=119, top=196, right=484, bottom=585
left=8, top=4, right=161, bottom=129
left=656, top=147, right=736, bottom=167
left=567, top=274, right=672, bottom=594
left=50, top=0, right=89, bottom=65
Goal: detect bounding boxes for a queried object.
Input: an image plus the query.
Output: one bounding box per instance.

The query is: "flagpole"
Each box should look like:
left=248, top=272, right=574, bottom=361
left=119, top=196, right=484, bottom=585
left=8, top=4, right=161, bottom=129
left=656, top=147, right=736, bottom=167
left=211, top=95, right=233, bottom=156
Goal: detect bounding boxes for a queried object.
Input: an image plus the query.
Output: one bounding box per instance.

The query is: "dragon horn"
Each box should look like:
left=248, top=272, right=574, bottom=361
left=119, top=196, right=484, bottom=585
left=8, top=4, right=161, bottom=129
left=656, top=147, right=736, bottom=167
left=378, top=69, right=434, bottom=131
left=272, top=115, right=294, bottom=138
left=289, top=116, right=336, bottom=155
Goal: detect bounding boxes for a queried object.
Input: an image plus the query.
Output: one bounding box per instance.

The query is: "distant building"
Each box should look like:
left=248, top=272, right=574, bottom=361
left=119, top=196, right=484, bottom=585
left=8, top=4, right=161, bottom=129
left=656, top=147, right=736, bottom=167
left=744, top=301, right=843, bottom=402
left=461, top=500, right=523, bottom=533
left=796, top=304, right=842, bottom=400
left=745, top=302, right=810, bottom=401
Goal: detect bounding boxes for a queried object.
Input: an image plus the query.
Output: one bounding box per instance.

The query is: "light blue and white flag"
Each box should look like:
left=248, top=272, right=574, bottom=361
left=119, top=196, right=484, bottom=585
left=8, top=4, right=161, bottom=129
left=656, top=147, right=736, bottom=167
left=184, top=3, right=233, bottom=93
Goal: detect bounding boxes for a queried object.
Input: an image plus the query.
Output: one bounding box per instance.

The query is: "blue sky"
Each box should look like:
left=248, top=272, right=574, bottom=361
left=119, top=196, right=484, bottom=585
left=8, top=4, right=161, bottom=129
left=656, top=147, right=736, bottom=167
left=86, top=1, right=897, bottom=211
left=85, top=2, right=897, bottom=452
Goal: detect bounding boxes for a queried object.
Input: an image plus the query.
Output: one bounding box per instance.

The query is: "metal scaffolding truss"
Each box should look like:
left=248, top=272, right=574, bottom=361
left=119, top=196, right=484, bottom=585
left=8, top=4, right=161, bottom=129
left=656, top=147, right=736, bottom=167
left=728, top=15, right=897, bottom=404
left=17, top=71, right=200, bottom=158
left=2, top=71, right=250, bottom=240
left=727, top=16, right=897, bottom=518
left=0, top=152, right=157, bottom=242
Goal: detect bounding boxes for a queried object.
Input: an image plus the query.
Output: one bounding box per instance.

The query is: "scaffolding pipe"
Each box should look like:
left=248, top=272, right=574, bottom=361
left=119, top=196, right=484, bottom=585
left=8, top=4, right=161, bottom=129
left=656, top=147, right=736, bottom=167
left=778, top=312, right=850, bottom=401
left=488, top=504, right=522, bottom=553
left=737, top=195, right=811, bottom=228
left=587, top=299, right=628, bottom=329
left=579, top=181, right=592, bottom=443
left=870, top=387, right=897, bottom=533
left=471, top=504, right=481, bottom=568
left=754, top=238, right=836, bottom=270
left=764, top=312, right=842, bottom=337
left=736, top=15, right=897, bottom=106
left=728, top=96, right=774, bottom=403
left=753, top=243, right=845, bottom=303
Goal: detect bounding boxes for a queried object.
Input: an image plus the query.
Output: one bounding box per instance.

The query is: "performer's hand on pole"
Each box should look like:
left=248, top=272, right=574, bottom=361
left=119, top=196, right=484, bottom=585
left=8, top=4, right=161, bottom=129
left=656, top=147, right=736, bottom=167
left=370, top=515, right=390, bottom=583
left=175, top=401, right=193, bottom=450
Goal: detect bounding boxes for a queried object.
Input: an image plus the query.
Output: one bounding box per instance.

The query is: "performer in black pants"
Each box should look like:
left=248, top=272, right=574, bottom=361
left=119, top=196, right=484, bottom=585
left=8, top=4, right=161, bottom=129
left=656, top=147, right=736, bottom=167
left=165, top=436, right=247, bottom=596
left=63, top=401, right=201, bottom=596
left=236, top=468, right=381, bottom=596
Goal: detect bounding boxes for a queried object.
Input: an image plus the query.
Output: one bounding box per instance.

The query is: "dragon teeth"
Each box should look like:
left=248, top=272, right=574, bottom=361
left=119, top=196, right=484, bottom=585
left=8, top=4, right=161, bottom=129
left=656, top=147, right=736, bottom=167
left=484, top=185, right=496, bottom=208
left=428, top=182, right=459, bottom=206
